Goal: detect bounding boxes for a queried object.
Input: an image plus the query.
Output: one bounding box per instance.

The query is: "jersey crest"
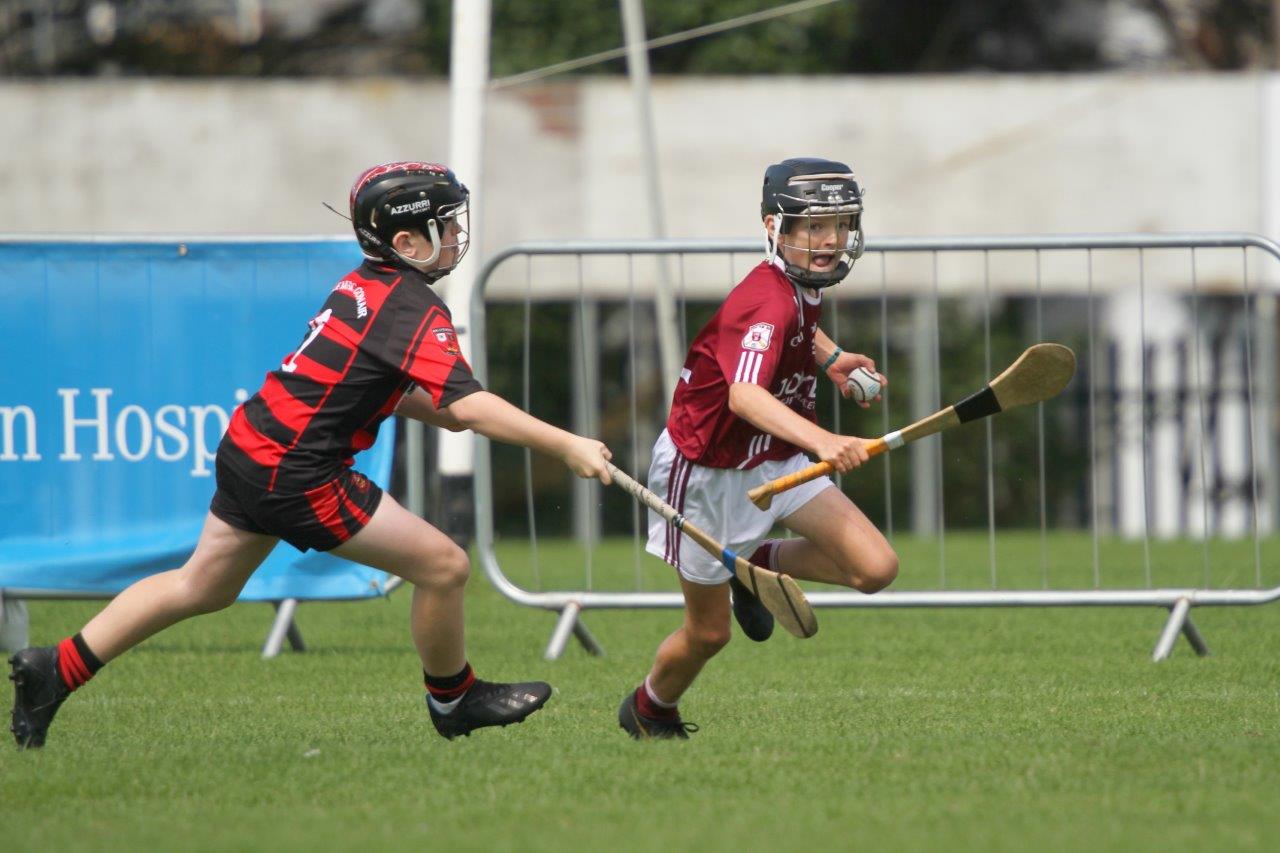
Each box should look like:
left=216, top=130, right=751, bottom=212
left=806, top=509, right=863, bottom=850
left=742, top=322, right=774, bottom=352
left=432, top=326, right=461, bottom=356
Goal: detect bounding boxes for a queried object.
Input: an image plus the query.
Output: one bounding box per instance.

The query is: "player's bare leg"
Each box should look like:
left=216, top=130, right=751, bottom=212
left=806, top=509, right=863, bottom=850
left=332, top=491, right=551, bottom=739
left=619, top=578, right=727, bottom=740
left=80, top=513, right=279, bottom=661
left=778, top=487, right=898, bottom=593
left=331, top=493, right=469, bottom=675
left=11, top=512, right=277, bottom=748
left=650, top=579, right=732, bottom=700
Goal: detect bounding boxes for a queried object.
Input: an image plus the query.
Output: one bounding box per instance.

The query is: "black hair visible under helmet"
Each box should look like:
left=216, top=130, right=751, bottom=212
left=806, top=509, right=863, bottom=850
left=761, top=157, right=864, bottom=289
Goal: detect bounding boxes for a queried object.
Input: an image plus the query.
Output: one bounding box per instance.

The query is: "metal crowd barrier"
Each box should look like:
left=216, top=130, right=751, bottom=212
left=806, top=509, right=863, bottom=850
left=469, top=234, right=1280, bottom=662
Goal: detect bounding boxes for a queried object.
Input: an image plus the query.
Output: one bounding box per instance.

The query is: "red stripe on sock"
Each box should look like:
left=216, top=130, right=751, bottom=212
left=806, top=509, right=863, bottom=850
left=427, top=668, right=476, bottom=702
left=57, top=637, right=90, bottom=689
left=66, top=648, right=90, bottom=685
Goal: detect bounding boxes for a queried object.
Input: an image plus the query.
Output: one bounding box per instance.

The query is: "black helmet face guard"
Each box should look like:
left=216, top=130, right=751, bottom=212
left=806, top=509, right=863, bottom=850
left=762, top=166, right=865, bottom=289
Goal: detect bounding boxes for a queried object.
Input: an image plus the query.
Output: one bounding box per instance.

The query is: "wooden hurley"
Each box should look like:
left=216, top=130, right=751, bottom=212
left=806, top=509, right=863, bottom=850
left=747, top=343, right=1077, bottom=510
left=606, top=463, right=818, bottom=639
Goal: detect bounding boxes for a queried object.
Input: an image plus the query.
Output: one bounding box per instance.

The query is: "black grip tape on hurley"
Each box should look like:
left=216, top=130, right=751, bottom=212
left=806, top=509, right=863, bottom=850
left=953, top=385, right=1001, bottom=423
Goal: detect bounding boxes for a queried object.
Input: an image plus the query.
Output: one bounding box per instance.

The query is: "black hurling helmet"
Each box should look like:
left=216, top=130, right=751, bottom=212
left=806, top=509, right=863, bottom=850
left=761, top=157, right=864, bottom=288
left=349, top=161, right=470, bottom=282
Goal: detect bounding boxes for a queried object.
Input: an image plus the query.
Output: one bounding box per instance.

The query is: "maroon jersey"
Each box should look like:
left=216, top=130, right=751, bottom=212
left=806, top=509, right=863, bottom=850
left=218, top=261, right=482, bottom=492
left=667, top=258, right=823, bottom=469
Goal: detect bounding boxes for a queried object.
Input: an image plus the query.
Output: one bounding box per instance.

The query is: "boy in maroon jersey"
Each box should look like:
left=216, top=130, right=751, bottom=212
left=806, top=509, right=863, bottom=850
left=619, top=158, right=898, bottom=739
left=10, top=162, right=614, bottom=747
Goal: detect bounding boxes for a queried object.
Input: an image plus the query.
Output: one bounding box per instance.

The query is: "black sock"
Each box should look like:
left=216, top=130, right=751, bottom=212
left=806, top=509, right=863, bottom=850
left=425, top=663, right=475, bottom=704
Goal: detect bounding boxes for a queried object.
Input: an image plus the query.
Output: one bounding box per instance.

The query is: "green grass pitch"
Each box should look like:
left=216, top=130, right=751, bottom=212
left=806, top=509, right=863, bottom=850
left=3, top=533, right=1279, bottom=852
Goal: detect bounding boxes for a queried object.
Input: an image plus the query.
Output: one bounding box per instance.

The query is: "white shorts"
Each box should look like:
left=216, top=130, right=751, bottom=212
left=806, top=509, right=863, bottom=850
left=644, top=429, right=835, bottom=585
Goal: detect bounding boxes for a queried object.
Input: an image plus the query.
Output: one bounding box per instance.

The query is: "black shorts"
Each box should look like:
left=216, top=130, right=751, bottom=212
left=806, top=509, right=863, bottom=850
left=210, top=460, right=384, bottom=552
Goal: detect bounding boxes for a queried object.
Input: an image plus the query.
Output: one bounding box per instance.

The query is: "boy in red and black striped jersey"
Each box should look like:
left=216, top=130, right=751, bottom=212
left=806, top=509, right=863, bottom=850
left=619, top=158, right=899, bottom=740
left=10, top=162, right=614, bottom=748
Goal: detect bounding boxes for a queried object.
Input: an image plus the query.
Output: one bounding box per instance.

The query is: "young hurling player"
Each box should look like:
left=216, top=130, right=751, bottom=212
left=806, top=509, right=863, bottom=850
left=619, top=158, right=899, bottom=740
left=10, top=161, right=614, bottom=748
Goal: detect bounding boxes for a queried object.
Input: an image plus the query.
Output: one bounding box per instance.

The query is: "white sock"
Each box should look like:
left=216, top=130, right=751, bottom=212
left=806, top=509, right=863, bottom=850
left=643, top=676, right=678, bottom=709
left=427, top=692, right=465, bottom=715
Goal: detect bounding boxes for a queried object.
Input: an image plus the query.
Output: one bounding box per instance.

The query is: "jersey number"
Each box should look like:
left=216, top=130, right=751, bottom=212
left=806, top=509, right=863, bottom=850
left=282, top=309, right=333, bottom=373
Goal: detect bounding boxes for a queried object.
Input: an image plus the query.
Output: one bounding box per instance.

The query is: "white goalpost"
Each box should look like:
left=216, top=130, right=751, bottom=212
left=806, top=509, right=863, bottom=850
left=429, top=1, right=835, bottom=542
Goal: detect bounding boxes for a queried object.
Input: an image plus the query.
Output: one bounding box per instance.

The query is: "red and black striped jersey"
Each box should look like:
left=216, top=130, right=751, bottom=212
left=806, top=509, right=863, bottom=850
left=218, top=261, right=482, bottom=493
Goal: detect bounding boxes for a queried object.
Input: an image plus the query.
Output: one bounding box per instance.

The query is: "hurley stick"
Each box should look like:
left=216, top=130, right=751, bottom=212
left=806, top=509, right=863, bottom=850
left=747, top=343, right=1077, bottom=510
left=606, top=462, right=818, bottom=639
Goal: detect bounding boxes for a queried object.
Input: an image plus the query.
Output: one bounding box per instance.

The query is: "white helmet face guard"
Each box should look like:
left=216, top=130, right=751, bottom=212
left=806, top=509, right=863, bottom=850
left=392, top=198, right=471, bottom=281
left=765, top=197, right=864, bottom=288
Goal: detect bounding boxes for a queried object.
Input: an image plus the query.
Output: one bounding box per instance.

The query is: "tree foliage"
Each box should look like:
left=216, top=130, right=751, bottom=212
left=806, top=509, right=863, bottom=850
left=0, top=0, right=1273, bottom=77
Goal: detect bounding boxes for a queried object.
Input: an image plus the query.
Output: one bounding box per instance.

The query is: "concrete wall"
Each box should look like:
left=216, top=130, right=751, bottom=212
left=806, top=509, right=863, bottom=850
left=3, top=74, right=1276, bottom=540
left=0, top=74, right=1275, bottom=291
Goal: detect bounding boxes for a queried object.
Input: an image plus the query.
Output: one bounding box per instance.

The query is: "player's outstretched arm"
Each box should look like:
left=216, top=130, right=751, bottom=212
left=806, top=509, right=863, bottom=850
left=395, top=386, right=466, bottom=431
left=445, top=390, right=613, bottom=484
left=728, top=382, right=869, bottom=474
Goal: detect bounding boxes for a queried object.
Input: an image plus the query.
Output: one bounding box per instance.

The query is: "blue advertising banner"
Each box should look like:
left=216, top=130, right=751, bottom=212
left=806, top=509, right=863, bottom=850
left=0, top=238, right=393, bottom=600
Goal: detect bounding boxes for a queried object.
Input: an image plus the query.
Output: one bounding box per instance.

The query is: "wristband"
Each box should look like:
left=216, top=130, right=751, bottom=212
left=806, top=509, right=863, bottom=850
left=820, top=347, right=843, bottom=372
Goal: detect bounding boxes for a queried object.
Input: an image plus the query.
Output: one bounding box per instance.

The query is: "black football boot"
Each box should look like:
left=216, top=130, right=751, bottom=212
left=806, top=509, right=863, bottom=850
left=617, top=690, right=698, bottom=740
left=728, top=574, right=775, bottom=642
left=427, top=678, right=552, bottom=739
left=10, top=647, right=71, bottom=749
